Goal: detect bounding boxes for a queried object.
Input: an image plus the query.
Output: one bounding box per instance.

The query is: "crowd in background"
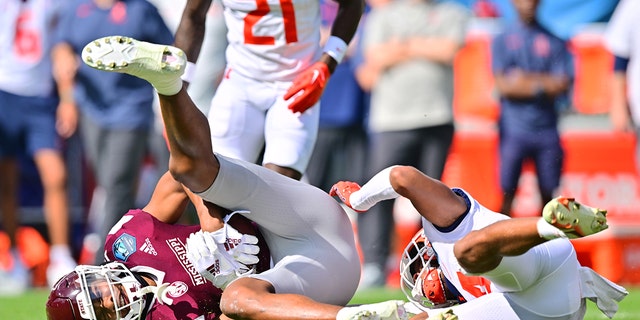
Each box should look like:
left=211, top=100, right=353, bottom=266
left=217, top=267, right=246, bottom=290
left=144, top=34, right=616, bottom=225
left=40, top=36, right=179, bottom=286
left=0, top=0, right=632, bottom=295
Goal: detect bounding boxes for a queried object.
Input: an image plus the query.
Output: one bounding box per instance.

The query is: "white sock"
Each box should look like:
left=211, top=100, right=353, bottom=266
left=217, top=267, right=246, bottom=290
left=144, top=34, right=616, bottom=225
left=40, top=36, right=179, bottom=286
left=350, top=166, right=400, bottom=211
left=9, top=248, right=25, bottom=268
left=537, top=217, right=567, bottom=240
left=152, top=77, right=183, bottom=96
left=128, top=43, right=184, bottom=96
left=49, top=245, right=74, bottom=263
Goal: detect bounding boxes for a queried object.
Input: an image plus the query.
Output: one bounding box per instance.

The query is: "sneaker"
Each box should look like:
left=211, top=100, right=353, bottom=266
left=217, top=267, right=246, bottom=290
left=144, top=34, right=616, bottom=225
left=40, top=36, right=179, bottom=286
left=0, top=250, right=29, bottom=296
left=542, top=196, right=608, bottom=238
left=337, top=300, right=409, bottom=320
left=47, top=254, right=77, bottom=288
left=82, top=36, right=186, bottom=93
left=358, top=263, right=387, bottom=290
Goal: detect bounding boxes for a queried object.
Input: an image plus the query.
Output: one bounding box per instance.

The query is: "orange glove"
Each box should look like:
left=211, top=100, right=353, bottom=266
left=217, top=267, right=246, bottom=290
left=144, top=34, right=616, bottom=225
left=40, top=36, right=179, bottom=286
left=283, top=62, right=330, bottom=114
left=329, top=181, right=366, bottom=213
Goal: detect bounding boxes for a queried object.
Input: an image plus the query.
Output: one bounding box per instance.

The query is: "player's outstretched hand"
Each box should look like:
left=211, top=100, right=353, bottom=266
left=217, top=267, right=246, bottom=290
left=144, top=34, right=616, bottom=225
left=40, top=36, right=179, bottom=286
left=283, top=61, right=330, bottom=114
left=330, top=181, right=365, bottom=213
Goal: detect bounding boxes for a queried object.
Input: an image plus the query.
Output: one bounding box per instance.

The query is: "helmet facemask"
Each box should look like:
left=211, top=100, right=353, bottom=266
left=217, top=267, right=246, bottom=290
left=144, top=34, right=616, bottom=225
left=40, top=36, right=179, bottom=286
left=400, top=230, right=461, bottom=311
left=74, top=262, right=152, bottom=320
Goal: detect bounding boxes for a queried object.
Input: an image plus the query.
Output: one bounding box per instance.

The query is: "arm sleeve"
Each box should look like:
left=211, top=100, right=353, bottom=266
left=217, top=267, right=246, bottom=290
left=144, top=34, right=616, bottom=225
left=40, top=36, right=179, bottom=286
left=350, top=166, right=400, bottom=211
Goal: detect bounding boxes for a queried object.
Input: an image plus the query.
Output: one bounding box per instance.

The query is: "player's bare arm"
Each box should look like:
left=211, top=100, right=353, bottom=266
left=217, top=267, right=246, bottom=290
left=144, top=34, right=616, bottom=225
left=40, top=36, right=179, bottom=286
left=141, top=171, right=226, bottom=231
left=387, top=166, right=468, bottom=228
left=323, top=0, right=364, bottom=72
left=174, top=0, right=213, bottom=66
left=142, top=171, right=190, bottom=224
left=453, top=217, right=547, bottom=274
left=159, top=92, right=221, bottom=194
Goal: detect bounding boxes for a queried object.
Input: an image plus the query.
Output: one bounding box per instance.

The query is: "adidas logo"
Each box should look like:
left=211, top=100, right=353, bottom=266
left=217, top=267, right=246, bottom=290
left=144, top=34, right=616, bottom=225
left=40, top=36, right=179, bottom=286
left=140, top=238, right=158, bottom=256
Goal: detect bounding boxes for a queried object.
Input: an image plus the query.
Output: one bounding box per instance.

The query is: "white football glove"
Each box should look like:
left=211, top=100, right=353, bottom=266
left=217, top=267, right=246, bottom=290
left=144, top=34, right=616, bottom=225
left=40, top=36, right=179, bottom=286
left=185, top=212, right=260, bottom=289
left=212, top=211, right=261, bottom=267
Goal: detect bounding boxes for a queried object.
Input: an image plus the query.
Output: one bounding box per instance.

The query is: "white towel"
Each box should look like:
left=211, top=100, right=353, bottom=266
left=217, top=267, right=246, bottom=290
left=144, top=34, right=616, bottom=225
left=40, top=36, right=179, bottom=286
left=579, top=266, right=628, bottom=319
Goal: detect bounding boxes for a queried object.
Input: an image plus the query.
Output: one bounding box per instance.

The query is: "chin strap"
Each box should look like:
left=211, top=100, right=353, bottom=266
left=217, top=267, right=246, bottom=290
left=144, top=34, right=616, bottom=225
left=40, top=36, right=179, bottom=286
left=130, top=273, right=161, bottom=320
left=221, top=210, right=251, bottom=235
left=136, top=283, right=175, bottom=305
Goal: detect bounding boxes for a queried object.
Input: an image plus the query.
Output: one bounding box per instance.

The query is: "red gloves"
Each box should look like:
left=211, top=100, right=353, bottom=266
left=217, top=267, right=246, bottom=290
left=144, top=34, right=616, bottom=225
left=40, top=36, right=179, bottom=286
left=284, top=62, right=330, bottom=114
left=330, top=181, right=365, bottom=213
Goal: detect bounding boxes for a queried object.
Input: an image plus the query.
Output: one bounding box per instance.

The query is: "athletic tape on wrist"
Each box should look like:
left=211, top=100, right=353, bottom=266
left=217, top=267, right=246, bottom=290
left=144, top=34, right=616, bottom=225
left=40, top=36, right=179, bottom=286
left=323, top=36, right=348, bottom=64
left=181, top=61, right=196, bottom=83
left=536, top=217, right=567, bottom=240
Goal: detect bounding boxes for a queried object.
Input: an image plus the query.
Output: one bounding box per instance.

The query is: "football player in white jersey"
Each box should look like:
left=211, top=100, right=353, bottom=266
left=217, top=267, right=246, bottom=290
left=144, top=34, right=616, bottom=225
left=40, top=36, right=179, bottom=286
left=173, top=0, right=364, bottom=181
left=330, top=166, right=628, bottom=319
left=0, top=0, right=77, bottom=291
left=80, top=36, right=410, bottom=320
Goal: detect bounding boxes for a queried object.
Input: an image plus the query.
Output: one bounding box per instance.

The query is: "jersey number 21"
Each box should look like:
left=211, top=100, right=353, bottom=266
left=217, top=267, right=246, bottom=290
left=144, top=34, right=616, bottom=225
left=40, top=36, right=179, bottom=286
left=244, top=0, right=298, bottom=45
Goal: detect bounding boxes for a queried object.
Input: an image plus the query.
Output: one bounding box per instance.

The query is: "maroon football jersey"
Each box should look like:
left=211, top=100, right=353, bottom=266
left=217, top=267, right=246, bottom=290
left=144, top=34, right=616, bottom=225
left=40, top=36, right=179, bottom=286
left=105, top=209, right=222, bottom=319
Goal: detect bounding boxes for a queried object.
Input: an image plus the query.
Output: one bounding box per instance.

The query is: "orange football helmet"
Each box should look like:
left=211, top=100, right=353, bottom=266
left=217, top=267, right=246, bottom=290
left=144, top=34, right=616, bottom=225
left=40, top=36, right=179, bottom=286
left=400, top=229, right=464, bottom=310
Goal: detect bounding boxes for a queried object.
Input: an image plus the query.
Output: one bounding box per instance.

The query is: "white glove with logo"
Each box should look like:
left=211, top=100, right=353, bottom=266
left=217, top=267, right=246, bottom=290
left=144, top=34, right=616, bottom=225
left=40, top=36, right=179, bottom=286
left=186, top=212, right=260, bottom=289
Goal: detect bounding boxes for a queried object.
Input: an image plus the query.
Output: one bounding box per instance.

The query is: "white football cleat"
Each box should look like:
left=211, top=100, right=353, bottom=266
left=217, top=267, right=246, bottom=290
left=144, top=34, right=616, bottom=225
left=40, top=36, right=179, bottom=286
left=542, top=196, right=608, bottom=239
left=82, top=36, right=186, bottom=95
left=337, top=300, right=409, bottom=320
left=430, top=309, right=458, bottom=320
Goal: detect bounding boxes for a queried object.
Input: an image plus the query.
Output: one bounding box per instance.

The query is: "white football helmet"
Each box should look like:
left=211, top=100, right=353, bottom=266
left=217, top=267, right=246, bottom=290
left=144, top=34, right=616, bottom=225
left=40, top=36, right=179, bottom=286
left=47, top=262, right=155, bottom=320
left=400, top=229, right=464, bottom=310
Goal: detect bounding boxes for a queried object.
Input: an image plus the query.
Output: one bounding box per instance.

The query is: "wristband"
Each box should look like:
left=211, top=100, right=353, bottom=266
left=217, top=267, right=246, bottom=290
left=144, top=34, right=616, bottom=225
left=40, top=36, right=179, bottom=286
left=323, top=36, right=348, bottom=64
left=181, top=61, right=197, bottom=83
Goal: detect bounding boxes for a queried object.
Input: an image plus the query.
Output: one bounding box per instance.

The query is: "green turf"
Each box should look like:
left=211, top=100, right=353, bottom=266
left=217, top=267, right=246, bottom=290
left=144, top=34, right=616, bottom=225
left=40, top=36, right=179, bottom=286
left=0, top=288, right=50, bottom=319
left=1, top=286, right=638, bottom=319
left=349, top=286, right=640, bottom=319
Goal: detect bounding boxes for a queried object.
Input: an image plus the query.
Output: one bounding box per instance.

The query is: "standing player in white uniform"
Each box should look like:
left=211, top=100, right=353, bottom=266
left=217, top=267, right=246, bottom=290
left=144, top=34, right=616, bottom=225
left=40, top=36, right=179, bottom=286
left=0, top=0, right=77, bottom=290
left=173, top=0, right=364, bottom=180
left=331, top=166, right=628, bottom=319
left=80, top=37, right=409, bottom=319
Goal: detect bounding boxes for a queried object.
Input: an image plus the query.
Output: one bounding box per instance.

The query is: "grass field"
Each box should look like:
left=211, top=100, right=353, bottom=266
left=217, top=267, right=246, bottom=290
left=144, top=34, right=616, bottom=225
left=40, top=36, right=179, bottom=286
left=1, top=286, right=638, bottom=319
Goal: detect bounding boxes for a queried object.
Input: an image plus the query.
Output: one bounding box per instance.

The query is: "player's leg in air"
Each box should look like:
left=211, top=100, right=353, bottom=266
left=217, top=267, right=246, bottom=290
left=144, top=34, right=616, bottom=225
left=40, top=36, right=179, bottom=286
left=82, top=36, right=412, bottom=320
left=81, top=35, right=217, bottom=193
